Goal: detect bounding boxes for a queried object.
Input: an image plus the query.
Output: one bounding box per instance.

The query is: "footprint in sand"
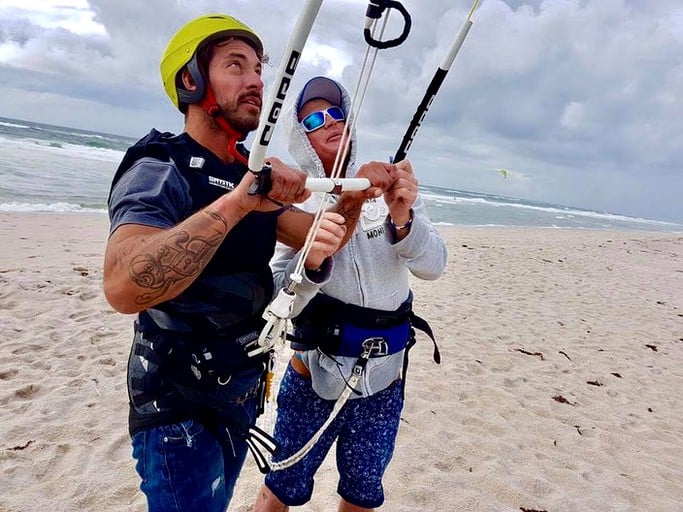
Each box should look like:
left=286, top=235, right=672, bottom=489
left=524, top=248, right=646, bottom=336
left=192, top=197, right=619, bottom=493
left=15, top=383, right=41, bottom=399
left=29, top=360, right=52, bottom=371
left=0, top=368, right=19, bottom=380
left=0, top=298, right=18, bottom=309
left=77, top=291, right=99, bottom=301
left=12, top=343, right=48, bottom=354
left=97, top=356, right=117, bottom=367
left=69, top=309, right=100, bottom=322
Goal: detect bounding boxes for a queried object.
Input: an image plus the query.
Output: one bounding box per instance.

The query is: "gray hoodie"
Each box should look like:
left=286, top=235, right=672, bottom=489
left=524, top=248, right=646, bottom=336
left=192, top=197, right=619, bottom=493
left=271, top=78, right=448, bottom=399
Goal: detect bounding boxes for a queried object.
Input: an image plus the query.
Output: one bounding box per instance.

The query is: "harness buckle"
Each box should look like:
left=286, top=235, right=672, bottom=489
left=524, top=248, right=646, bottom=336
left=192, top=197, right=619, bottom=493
left=362, top=337, right=388, bottom=357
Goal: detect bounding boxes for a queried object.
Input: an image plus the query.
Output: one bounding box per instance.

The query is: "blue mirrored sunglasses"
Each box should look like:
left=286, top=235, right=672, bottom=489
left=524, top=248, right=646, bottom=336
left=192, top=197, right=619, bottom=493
left=301, top=106, right=345, bottom=133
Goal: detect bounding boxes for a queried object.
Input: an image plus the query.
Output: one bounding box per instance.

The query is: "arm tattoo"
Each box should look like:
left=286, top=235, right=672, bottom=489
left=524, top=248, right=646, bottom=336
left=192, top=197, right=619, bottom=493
left=129, top=210, right=228, bottom=306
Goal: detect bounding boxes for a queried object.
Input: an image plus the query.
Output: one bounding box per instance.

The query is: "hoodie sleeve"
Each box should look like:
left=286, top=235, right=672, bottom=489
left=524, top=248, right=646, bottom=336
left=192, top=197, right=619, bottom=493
left=388, top=195, right=448, bottom=280
left=270, top=242, right=334, bottom=318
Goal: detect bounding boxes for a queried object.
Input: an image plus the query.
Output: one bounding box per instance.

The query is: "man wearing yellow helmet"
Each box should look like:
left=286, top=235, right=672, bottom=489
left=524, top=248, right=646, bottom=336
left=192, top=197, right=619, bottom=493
left=159, top=13, right=267, bottom=163
left=103, top=13, right=396, bottom=512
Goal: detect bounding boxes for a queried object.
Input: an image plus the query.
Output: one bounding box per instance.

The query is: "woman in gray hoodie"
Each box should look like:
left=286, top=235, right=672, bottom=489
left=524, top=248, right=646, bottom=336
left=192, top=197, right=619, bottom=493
left=254, top=76, right=447, bottom=511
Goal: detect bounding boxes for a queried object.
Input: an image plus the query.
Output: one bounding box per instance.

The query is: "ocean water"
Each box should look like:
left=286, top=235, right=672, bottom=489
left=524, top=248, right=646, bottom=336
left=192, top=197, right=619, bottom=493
left=1, top=116, right=680, bottom=233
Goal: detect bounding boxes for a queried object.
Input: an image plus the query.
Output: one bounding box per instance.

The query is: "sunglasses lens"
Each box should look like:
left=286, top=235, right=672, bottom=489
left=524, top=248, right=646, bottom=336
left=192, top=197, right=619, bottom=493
left=301, top=107, right=346, bottom=133
left=302, top=112, right=325, bottom=132
left=327, top=107, right=345, bottom=121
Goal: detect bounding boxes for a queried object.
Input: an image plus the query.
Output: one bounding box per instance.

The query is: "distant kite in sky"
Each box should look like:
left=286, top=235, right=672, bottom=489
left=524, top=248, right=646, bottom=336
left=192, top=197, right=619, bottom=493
left=498, top=168, right=509, bottom=179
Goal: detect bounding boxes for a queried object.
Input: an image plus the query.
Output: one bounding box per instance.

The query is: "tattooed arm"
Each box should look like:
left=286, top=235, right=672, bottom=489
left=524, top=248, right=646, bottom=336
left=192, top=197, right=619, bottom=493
left=104, top=194, right=243, bottom=313
left=103, top=162, right=311, bottom=314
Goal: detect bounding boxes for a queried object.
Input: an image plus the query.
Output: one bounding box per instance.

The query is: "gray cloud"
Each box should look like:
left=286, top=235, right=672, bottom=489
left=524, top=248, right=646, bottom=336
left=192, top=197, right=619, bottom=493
left=0, top=0, right=681, bottom=222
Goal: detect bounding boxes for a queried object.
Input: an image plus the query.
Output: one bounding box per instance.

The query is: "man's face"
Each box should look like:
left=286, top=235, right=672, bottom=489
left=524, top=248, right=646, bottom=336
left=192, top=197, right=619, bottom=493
left=298, top=98, right=346, bottom=170
left=207, top=38, right=264, bottom=134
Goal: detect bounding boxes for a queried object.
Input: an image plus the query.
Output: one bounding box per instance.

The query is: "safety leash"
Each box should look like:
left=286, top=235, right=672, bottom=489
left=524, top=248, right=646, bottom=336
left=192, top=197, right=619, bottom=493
left=241, top=338, right=384, bottom=474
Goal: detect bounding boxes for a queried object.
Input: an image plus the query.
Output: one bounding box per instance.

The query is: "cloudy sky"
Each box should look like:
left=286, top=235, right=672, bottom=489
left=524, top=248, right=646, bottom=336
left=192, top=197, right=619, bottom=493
left=1, top=0, right=681, bottom=222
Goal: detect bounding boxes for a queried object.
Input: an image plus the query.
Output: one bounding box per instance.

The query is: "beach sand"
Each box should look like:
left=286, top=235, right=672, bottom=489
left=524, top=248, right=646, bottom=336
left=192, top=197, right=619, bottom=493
left=0, top=213, right=681, bottom=512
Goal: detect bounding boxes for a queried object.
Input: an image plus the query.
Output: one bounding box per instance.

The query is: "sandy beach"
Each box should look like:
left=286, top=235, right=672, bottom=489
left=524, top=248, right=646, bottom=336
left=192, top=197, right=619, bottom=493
left=0, top=212, right=681, bottom=512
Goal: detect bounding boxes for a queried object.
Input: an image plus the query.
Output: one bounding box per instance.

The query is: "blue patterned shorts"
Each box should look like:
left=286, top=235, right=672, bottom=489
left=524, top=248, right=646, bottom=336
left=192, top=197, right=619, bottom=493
left=264, top=363, right=404, bottom=508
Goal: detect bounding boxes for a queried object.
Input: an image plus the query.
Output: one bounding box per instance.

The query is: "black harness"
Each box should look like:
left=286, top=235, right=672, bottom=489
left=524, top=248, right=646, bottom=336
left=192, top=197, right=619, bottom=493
left=112, top=130, right=280, bottom=427
left=290, top=292, right=440, bottom=398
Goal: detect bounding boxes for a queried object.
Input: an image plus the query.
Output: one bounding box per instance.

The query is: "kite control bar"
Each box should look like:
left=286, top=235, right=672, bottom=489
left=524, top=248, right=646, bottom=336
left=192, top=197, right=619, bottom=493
left=305, top=177, right=370, bottom=193
left=248, top=168, right=370, bottom=196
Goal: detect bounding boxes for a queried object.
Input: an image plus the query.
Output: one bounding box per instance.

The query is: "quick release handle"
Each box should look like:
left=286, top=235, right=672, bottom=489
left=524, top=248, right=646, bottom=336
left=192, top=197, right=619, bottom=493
left=364, top=0, right=411, bottom=49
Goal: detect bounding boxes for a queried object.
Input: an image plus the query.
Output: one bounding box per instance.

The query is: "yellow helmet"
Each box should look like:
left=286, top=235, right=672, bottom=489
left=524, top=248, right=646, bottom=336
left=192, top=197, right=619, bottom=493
left=160, top=14, right=264, bottom=111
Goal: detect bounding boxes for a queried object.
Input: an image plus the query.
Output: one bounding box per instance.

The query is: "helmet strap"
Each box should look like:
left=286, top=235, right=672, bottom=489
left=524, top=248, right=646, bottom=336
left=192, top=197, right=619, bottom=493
left=198, top=80, right=248, bottom=166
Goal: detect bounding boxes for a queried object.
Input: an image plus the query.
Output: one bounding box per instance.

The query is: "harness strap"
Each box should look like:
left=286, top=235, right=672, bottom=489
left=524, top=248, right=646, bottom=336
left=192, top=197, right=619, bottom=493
left=133, top=342, right=164, bottom=366
left=129, top=389, right=177, bottom=410
left=410, top=312, right=441, bottom=364
left=398, top=312, right=440, bottom=400
left=291, top=292, right=414, bottom=355
left=130, top=374, right=164, bottom=394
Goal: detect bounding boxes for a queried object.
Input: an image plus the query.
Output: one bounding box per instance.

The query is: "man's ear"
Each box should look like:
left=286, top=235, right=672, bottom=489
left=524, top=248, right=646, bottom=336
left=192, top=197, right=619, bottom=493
left=181, top=68, right=197, bottom=92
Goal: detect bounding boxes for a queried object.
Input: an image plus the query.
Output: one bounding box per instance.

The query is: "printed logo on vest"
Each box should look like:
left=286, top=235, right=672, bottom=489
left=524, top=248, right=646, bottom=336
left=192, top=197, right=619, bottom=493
left=208, top=176, right=236, bottom=191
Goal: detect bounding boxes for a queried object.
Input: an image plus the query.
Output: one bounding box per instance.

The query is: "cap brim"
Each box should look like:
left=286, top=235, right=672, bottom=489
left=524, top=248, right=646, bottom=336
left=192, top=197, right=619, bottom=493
left=297, top=77, right=343, bottom=114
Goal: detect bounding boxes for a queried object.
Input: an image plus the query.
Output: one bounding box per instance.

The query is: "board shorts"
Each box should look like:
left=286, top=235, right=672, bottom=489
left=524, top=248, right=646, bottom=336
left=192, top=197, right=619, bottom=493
left=264, top=363, right=404, bottom=508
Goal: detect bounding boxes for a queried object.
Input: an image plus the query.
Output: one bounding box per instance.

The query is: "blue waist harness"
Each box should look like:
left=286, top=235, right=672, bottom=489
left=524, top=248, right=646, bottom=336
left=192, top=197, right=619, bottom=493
left=291, top=293, right=414, bottom=358
left=327, top=322, right=411, bottom=357
left=292, top=292, right=441, bottom=404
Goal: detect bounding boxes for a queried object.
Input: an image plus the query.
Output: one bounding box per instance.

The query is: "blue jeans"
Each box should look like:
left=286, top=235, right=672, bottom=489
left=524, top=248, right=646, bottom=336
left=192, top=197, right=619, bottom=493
left=131, top=399, right=257, bottom=512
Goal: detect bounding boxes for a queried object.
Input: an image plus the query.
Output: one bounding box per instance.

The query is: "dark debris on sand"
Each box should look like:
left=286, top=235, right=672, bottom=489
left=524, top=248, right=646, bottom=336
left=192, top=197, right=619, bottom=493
left=515, top=348, right=544, bottom=360
left=552, top=395, right=575, bottom=406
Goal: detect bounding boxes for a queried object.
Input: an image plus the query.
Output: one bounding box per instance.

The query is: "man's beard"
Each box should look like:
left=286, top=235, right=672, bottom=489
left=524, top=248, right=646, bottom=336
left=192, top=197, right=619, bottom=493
left=217, top=98, right=260, bottom=135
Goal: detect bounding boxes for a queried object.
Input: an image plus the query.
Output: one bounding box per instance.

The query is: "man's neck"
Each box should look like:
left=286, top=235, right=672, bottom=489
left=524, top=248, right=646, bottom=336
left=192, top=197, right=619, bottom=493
left=185, top=112, right=237, bottom=164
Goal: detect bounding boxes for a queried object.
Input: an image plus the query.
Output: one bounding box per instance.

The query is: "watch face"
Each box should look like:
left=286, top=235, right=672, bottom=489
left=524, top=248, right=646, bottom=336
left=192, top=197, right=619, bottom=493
left=359, top=198, right=388, bottom=232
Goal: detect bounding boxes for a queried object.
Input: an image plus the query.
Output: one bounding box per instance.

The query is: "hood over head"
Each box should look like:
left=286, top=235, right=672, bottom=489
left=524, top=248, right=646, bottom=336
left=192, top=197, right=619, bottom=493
left=283, top=76, right=357, bottom=179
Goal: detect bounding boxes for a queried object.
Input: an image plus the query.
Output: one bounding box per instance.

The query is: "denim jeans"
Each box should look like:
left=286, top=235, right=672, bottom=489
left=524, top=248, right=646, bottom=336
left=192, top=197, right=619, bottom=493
left=131, top=398, right=257, bottom=512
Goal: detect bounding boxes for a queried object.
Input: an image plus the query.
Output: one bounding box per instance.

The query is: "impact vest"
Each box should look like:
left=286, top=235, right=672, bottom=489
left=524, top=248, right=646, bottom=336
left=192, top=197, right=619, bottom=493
left=110, top=129, right=278, bottom=432
left=110, top=129, right=277, bottom=328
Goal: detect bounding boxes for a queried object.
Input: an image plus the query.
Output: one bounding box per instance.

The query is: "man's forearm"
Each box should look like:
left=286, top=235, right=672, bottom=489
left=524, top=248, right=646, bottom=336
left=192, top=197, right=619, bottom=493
left=276, top=194, right=364, bottom=252
left=130, top=210, right=228, bottom=306
left=104, top=194, right=247, bottom=313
